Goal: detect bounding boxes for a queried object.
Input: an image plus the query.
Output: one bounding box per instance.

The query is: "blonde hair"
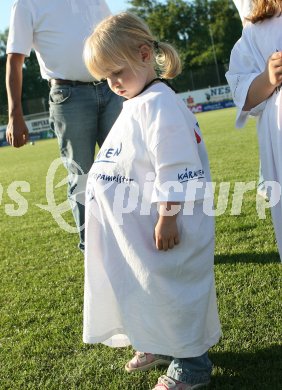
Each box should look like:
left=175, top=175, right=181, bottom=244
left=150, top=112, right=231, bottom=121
left=84, top=12, right=182, bottom=80
left=247, top=0, right=282, bottom=23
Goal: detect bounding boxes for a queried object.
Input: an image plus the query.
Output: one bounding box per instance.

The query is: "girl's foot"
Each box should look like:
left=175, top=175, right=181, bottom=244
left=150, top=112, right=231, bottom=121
left=125, top=352, right=171, bottom=373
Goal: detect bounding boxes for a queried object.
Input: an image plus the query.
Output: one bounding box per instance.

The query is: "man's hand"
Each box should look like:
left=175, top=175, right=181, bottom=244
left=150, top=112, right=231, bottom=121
left=6, top=114, right=29, bottom=147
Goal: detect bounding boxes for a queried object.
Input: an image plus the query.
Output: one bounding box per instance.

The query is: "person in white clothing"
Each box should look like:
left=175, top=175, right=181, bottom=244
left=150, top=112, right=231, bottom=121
left=83, top=12, right=221, bottom=390
left=226, top=0, right=282, bottom=262
left=6, top=0, right=124, bottom=251
left=232, top=0, right=268, bottom=200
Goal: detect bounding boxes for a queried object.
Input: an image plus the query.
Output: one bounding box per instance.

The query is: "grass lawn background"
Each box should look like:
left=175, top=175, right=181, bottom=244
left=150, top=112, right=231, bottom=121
left=0, top=108, right=281, bottom=389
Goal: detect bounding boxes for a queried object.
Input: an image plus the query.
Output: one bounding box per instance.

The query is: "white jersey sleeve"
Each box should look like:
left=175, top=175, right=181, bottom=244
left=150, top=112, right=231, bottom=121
left=225, top=26, right=266, bottom=127
left=7, top=1, right=33, bottom=56
left=233, top=0, right=252, bottom=21
left=141, top=91, right=207, bottom=203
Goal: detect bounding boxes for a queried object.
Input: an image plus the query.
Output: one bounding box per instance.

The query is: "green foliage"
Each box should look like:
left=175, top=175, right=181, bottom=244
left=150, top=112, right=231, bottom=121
left=129, top=0, right=242, bottom=90
left=0, top=29, right=8, bottom=57
left=0, top=29, right=8, bottom=119
left=0, top=108, right=281, bottom=389
left=22, top=52, right=49, bottom=101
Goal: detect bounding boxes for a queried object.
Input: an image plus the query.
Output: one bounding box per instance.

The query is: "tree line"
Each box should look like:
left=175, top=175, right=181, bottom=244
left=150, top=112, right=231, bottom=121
left=0, top=0, right=242, bottom=122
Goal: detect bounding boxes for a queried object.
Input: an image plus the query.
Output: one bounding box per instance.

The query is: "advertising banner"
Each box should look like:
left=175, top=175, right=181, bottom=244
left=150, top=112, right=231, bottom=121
left=179, top=84, right=235, bottom=113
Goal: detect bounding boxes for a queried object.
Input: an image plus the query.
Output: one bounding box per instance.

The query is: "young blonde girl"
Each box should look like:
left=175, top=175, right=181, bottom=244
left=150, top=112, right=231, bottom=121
left=226, top=0, right=282, bottom=262
left=83, top=12, right=221, bottom=390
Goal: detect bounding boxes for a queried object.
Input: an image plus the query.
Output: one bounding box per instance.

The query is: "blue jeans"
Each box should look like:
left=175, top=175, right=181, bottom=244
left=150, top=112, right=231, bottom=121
left=49, top=82, right=123, bottom=251
left=167, top=352, right=212, bottom=385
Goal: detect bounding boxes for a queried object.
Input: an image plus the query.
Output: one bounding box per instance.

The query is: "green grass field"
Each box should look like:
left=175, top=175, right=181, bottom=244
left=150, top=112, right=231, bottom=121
left=0, top=108, right=281, bottom=390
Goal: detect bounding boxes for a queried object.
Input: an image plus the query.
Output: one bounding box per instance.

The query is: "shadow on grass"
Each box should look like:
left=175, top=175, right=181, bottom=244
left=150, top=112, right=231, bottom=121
left=215, top=252, right=280, bottom=264
left=104, top=346, right=282, bottom=390
left=210, top=345, right=282, bottom=389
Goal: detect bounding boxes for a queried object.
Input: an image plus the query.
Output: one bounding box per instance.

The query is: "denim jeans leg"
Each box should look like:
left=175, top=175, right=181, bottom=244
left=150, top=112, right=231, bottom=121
left=167, top=352, right=212, bottom=386
left=96, top=82, right=125, bottom=146
left=49, top=83, right=123, bottom=250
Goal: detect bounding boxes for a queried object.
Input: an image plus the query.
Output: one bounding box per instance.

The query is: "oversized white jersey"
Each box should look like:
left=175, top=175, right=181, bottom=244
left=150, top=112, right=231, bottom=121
left=83, top=82, right=221, bottom=357
left=226, top=16, right=282, bottom=261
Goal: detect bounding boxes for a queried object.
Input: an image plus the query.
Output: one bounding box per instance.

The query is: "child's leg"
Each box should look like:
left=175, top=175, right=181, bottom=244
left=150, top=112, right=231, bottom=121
left=152, top=352, right=212, bottom=389
left=167, top=352, right=212, bottom=385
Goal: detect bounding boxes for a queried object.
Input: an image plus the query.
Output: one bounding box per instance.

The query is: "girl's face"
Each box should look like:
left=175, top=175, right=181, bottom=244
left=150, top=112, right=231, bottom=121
left=106, top=45, right=156, bottom=99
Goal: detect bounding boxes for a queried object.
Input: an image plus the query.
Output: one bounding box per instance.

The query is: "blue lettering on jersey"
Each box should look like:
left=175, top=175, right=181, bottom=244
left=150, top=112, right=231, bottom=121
left=177, top=168, right=205, bottom=183
left=95, top=143, right=122, bottom=163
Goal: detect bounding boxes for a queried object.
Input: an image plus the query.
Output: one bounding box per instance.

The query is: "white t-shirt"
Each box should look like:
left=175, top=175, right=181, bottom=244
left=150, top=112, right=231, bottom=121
left=226, top=16, right=282, bottom=261
left=6, top=0, right=111, bottom=81
left=233, top=0, right=252, bottom=21
left=83, top=82, right=221, bottom=357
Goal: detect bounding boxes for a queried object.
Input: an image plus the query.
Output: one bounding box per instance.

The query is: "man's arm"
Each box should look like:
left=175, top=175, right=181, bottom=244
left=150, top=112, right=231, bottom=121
left=6, top=53, right=29, bottom=147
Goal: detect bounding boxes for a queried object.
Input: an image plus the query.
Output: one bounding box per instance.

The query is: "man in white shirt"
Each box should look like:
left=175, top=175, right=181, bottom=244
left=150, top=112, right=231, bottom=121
left=6, top=0, right=124, bottom=251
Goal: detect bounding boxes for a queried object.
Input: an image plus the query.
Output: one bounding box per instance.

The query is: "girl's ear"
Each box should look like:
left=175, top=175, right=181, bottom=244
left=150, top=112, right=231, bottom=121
left=139, top=44, right=152, bottom=62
